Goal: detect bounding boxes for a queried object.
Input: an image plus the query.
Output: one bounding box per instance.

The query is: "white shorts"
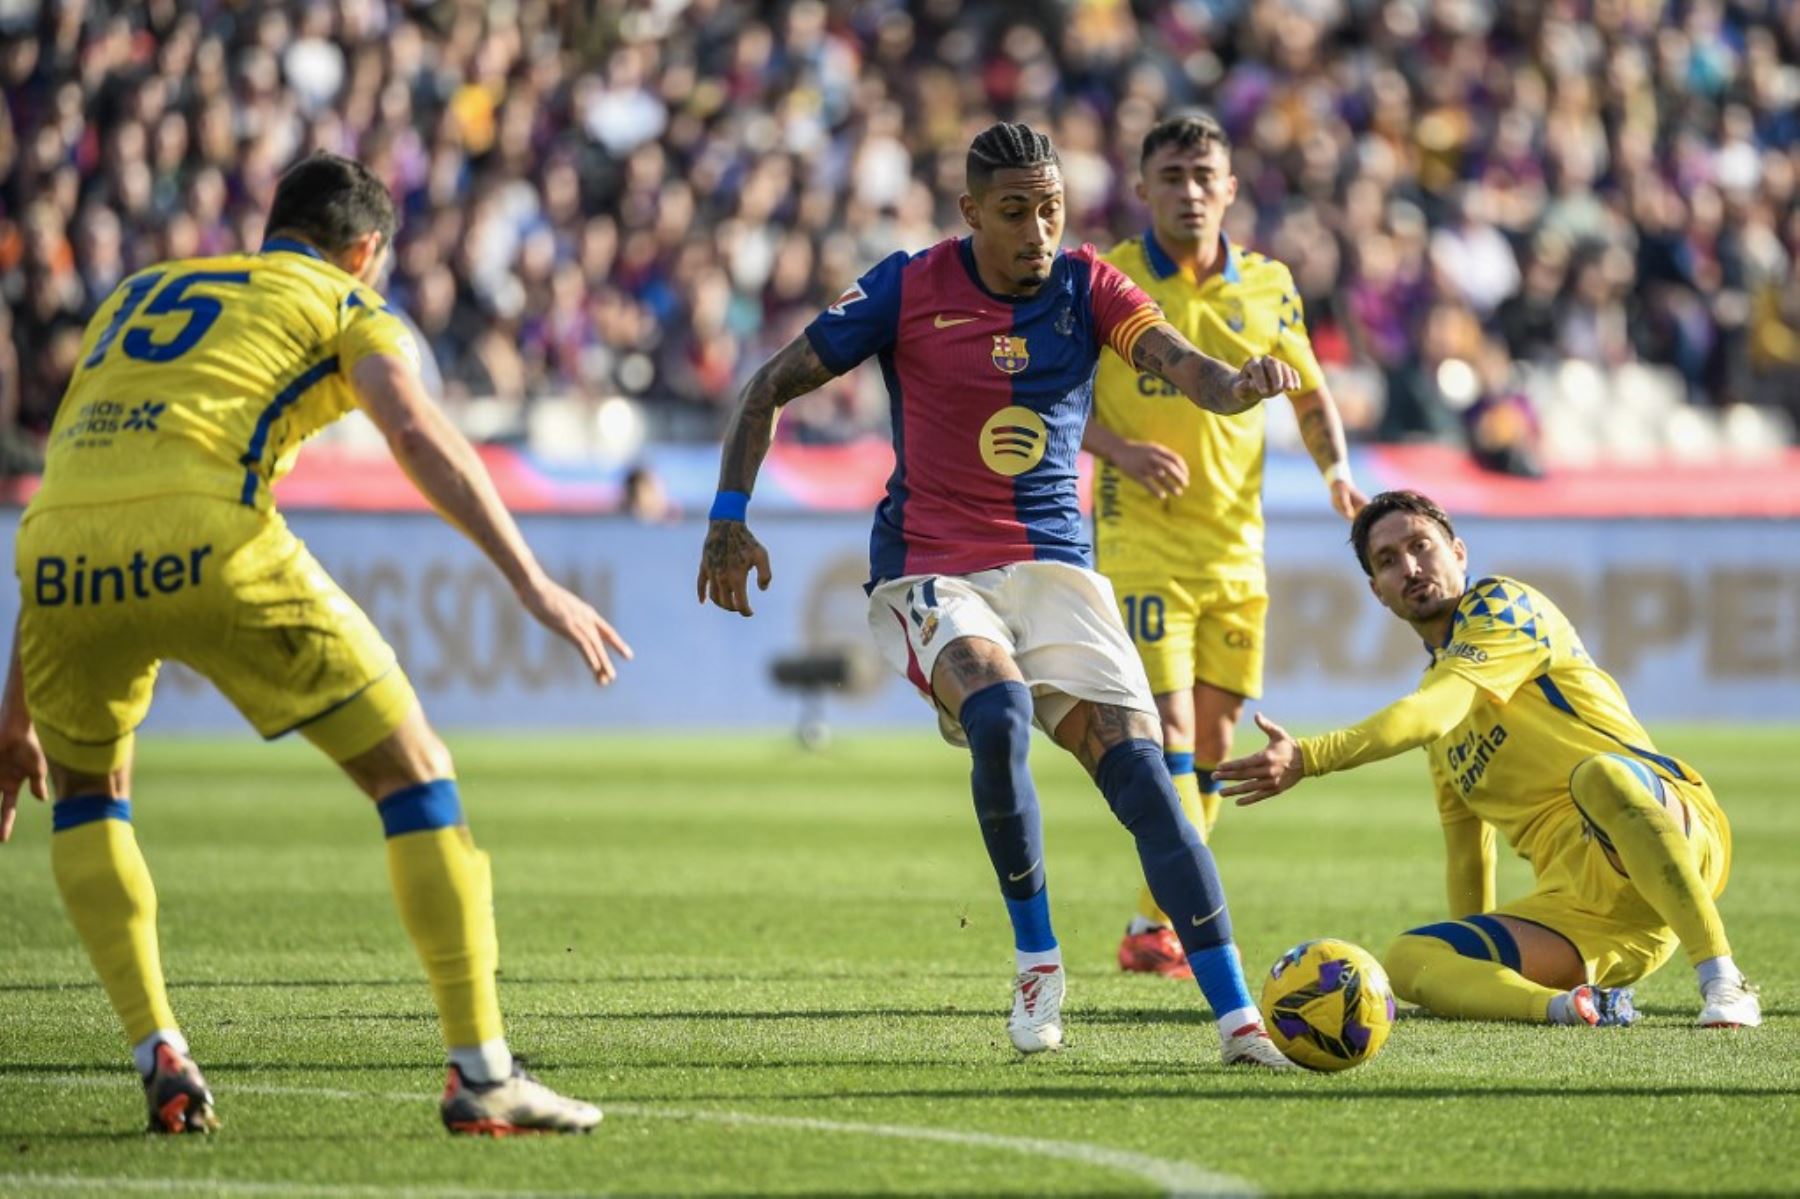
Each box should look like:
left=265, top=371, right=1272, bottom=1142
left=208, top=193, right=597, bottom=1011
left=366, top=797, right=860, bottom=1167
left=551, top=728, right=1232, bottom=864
left=866, top=560, right=1158, bottom=746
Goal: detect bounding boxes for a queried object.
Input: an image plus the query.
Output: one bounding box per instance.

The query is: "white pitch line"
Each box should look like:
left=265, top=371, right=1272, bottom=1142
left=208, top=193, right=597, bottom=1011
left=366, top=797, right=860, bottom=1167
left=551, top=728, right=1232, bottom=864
left=9, top=1074, right=1259, bottom=1199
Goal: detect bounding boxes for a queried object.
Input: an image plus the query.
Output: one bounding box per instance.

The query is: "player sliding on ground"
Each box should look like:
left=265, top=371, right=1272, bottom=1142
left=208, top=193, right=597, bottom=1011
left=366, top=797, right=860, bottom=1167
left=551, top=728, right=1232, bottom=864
left=1215, top=490, right=1760, bottom=1030
left=0, top=154, right=631, bottom=1135
left=697, top=121, right=1299, bottom=1069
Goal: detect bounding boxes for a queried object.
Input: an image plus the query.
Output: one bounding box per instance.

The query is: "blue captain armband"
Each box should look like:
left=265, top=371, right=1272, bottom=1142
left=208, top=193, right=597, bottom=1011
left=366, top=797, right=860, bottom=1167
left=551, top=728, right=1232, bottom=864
left=709, top=490, right=750, bottom=522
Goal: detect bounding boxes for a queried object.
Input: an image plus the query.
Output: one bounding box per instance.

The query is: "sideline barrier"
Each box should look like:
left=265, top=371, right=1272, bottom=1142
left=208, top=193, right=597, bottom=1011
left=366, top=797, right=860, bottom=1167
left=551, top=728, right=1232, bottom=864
left=2, top=512, right=1795, bottom=734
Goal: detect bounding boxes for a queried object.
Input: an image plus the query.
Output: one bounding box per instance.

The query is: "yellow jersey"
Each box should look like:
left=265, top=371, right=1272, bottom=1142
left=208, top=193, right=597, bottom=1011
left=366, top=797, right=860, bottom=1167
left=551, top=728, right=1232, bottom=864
left=1418, top=576, right=1704, bottom=875
left=28, top=238, right=416, bottom=516
left=1092, top=232, right=1325, bottom=582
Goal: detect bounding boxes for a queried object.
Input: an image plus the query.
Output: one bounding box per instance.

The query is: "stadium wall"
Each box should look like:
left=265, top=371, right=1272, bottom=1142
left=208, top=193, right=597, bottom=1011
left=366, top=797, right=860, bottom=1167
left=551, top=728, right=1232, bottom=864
left=1, top=512, right=1795, bottom=735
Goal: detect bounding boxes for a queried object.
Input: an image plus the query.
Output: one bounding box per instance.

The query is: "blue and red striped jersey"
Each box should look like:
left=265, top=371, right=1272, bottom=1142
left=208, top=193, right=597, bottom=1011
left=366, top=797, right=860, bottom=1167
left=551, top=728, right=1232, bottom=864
left=805, top=238, right=1161, bottom=587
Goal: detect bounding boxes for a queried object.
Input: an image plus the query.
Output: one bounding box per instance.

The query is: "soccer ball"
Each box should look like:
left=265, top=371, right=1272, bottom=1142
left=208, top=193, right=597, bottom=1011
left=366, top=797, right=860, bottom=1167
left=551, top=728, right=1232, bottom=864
left=1258, top=938, right=1397, bottom=1072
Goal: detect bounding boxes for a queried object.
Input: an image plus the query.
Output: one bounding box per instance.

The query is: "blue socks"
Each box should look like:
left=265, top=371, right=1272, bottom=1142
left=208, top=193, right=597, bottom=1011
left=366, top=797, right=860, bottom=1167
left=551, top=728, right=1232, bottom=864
left=960, top=681, right=1054, bottom=951
left=1096, top=739, right=1254, bottom=1018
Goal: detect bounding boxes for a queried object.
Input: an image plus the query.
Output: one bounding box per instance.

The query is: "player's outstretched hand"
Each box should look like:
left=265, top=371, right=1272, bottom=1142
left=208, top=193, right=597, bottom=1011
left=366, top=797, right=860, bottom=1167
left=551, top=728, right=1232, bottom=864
left=1230, top=357, right=1302, bottom=405
left=1215, top=712, right=1304, bottom=806
left=519, top=577, right=633, bottom=686
left=1329, top=479, right=1368, bottom=521
left=0, top=720, right=48, bottom=844
left=1111, top=439, right=1190, bottom=500
left=697, top=519, right=773, bottom=617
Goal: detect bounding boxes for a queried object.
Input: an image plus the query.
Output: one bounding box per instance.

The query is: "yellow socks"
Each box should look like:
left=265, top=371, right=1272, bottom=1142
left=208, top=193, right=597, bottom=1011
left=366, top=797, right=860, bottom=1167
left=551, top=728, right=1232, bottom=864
left=1133, top=749, right=1217, bottom=927
left=1384, top=922, right=1559, bottom=1022
left=378, top=781, right=506, bottom=1055
left=1570, top=754, right=1731, bottom=965
left=50, top=798, right=179, bottom=1046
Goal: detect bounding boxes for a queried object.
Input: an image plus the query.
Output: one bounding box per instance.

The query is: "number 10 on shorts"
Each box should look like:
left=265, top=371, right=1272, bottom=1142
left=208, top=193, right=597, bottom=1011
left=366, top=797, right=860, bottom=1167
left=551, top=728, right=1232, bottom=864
left=1121, top=594, right=1165, bottom=643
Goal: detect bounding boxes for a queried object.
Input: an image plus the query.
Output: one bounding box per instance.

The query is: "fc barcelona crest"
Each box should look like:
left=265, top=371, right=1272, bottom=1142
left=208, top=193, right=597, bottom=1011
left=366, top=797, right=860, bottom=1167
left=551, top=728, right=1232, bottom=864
left=991, top=334, right=1030, bottom=374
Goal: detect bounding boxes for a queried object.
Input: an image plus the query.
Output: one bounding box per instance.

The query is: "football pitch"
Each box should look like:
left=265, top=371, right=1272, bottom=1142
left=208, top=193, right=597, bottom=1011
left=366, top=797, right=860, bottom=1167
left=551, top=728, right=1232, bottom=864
left=1, top=728, right=1795, bottom=1196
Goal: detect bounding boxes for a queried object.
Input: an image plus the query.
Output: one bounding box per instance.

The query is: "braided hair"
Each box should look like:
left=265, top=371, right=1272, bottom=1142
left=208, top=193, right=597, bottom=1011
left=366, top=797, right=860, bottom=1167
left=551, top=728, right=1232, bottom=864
left=966, top=122, right=1060, bottom=194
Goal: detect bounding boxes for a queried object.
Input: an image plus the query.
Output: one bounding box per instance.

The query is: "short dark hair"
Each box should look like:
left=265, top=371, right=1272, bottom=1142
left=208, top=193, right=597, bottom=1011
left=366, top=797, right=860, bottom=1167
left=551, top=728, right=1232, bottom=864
left=265, top=154, right=398, bottom=253
left=1350, top=490, right=1458, bottom=576
left=967, top=122, right=1060, bottom=195
left=1140, top=111, right=1232, bottom=169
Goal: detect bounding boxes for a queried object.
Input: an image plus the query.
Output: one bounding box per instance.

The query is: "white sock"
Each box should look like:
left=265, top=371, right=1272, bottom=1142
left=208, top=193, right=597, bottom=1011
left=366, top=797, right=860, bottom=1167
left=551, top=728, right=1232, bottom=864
left=1695, top=955, right=1738, bottom=989
left=1016, top=946, right=1062, bottom=973
left=1126, top=915, right=1166, bottom=936
left=132, top=1029, right=189, bottom=1078
left=449, top=1038, right=514, bottom=1085
left=1215, top=1005, right=1261, bottom=1037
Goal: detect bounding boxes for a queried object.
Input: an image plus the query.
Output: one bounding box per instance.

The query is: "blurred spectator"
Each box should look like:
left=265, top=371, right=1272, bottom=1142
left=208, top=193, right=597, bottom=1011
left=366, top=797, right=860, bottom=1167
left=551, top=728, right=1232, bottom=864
left=620, top=463, right=674, bottom=523
left=0, top=0, right=1794, bottom=471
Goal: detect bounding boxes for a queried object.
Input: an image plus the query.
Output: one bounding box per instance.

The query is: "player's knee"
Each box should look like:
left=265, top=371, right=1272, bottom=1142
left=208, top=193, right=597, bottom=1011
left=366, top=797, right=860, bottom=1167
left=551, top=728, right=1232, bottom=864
left=1382, top=933, right=1442, bottom=1001
left=1569, top=754, right=1661, bottom=824
left=960, top=681, right=1033, bottom=807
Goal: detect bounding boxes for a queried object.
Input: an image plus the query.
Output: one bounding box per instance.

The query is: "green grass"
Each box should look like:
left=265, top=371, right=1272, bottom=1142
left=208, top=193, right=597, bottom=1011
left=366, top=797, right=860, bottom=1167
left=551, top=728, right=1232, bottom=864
left=1, top=729, right=1795, bottom=1196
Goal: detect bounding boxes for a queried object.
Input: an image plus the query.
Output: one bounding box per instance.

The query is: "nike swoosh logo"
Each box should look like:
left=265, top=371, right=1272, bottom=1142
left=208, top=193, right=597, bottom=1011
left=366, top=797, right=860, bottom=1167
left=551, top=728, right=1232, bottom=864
left=1007, top=859, right=1040, bottom=883
left=934, top=314, right=978, bottom=328
left=1191, top=903, right=1226, bottom=929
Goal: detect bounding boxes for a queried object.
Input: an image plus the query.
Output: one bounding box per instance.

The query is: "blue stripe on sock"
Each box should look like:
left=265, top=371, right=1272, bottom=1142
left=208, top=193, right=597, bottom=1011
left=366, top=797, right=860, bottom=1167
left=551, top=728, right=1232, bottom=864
left=1164, top=751, right=1195, bottom=777
left=1187, top=943, right=1255, bottom=1018
left=1464, top=914, right=1523, bottom=972
left=1003, top=886, right=1057, bottom=953
left=377, top=780, right=464, bottom=837
left=52, top=796, right=131, bottom=832
left=1406, top=920, right=1495, bottom=962
left=1197, top=769, right=1221, bottom=795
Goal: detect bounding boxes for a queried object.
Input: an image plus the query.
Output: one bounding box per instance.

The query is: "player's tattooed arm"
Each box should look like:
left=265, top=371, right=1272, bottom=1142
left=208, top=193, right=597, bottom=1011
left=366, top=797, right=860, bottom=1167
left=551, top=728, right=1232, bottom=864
left=715, top=335, right=838, bottom=493
left=1131, top=323, right=1301, bottom=417
left=699, top=335, right=838, bottom=617
left=1291, top=386, right=1366, bottom=519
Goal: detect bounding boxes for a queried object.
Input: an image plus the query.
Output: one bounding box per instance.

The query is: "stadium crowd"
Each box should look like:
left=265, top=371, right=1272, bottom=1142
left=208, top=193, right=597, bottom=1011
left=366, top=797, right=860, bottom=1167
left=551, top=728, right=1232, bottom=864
left=1, top=0, right=1797, bottom=468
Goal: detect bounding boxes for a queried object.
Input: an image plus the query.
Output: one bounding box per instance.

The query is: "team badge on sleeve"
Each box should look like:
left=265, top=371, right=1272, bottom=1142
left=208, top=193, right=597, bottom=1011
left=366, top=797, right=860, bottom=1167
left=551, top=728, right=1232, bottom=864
left=991, top=334, right=1030, bottom=374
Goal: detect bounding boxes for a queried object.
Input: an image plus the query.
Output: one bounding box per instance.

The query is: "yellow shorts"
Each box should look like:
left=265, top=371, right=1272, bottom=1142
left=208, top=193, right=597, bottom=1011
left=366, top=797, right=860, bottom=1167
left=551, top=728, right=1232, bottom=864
left=1103, top=573, right=1266, bottom=700
left=1497, top=773, right=1731, bottom=987
left=16, top=496, right=416, bottom=772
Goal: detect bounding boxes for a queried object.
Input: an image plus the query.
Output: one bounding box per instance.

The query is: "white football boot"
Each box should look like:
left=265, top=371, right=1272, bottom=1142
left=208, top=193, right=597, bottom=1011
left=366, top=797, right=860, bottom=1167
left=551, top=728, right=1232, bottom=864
left=1698, top=974, right=1762, bottom=1028
left=1008, top=964, right=1066, bottom=1053
left=1220, top=1022, right=1300, bottom=1070
left=440, top=1062, right=602, bottom=1135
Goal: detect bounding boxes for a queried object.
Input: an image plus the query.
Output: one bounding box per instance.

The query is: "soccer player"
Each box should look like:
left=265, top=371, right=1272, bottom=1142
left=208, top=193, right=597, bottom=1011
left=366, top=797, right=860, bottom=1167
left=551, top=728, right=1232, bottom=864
left=1085, top=113, right=1366, bottom=979
left=696, top=122, right=1299, bottom=1069
left=1214, top=490, right=1761, bottom=1029
left=0, top=154, right=631, bottom=1134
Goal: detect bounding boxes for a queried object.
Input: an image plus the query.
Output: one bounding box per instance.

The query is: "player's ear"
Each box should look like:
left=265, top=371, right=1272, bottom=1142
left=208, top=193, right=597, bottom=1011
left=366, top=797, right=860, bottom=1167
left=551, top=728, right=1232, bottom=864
left=1222, top=172, right=1239, bottom=204
left=341, top=230, right=384, bottom=281
left=1134, top=176, right=1148, bottom=206
left=1451, top=537, right=1469, bottom=568
left=958, top=192, right=981, bottom=232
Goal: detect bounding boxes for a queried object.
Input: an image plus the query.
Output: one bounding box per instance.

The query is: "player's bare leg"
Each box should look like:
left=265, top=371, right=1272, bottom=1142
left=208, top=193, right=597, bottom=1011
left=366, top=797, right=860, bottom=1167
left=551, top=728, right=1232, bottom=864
left=930, top=636, right=1065, bottom=1053
left=1384, top=913, right=1636, bottom=1027
left=1056, top=701, right=1291, bottom=1069
left=1121, top=682, right=1244, bottom=976
left=44, top=750, right=219, bottom=1132
left=332, top=705, right=600, bottom=1132
left=1569, top=754, right=1758, bottom=1027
